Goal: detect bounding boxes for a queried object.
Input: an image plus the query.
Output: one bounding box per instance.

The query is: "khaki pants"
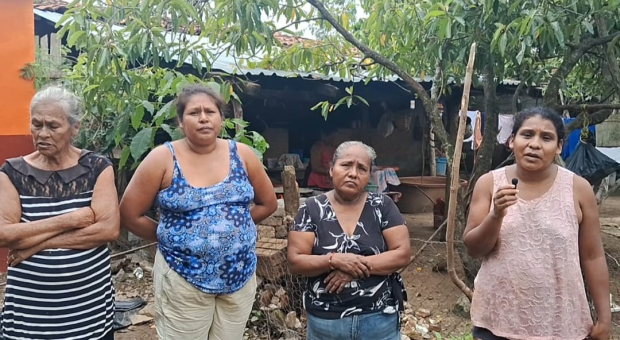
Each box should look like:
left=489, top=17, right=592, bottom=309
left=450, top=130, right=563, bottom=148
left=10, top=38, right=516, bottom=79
left=154, top=251, right=257, bottom=340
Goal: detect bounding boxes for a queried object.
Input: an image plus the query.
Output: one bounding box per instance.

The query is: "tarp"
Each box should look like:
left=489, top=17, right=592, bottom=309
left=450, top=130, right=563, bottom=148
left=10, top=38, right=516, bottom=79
left=565, top=142, right=620, bottom=185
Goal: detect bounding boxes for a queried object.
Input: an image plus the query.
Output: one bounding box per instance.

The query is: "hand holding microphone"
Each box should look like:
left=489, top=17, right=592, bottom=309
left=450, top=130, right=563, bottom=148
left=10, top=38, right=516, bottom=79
left=492, top=177, right=519, bottom=217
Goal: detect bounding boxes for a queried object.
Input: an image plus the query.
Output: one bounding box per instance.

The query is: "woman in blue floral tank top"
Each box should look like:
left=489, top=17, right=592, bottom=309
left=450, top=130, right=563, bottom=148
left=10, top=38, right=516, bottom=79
left=120, top=84, right=277, bottom=340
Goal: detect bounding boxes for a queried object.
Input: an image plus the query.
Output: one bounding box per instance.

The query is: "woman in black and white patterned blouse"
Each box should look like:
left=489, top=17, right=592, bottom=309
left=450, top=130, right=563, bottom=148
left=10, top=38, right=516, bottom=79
left=287, top=141, right=411, bottom=340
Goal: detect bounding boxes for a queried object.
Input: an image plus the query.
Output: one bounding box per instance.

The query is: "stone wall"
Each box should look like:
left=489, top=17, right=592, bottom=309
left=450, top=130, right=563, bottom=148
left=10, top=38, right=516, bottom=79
left=255, top=198, right=306, bottom=281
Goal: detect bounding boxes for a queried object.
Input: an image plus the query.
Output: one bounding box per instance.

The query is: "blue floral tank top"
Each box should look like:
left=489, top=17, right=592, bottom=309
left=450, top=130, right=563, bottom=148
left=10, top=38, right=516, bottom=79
left=156, top=140, right=257, bottom=294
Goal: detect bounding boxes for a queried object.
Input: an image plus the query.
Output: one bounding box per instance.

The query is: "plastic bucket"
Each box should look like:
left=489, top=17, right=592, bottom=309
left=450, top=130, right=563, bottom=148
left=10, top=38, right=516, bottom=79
left=436, top=157, right=447, bottom=176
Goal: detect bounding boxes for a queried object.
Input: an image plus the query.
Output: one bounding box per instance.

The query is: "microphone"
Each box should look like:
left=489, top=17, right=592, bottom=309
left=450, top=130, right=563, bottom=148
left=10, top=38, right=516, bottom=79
left=511, top=178, right=518, bottom=188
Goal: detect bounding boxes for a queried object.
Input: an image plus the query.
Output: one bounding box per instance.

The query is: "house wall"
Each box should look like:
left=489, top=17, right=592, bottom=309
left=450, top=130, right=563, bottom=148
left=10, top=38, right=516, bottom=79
left=262, top=128, right=289, bottom=160
left=596, top=114, right=620, bottom=147
left=346, top=128, right=425, bottom=176
left=257, top=102, right=429, bottom=178
left=0, top=0, right=35, bottom=272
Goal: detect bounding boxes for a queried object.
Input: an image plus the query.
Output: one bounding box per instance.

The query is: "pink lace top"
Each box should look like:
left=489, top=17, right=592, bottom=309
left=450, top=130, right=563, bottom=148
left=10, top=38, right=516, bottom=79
left=470, top=166, right=593, bottom=340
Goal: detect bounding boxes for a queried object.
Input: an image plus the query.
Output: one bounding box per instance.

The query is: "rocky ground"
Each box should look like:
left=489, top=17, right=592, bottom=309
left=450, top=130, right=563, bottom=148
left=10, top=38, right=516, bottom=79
left=2, top=197, right=620, bottom=339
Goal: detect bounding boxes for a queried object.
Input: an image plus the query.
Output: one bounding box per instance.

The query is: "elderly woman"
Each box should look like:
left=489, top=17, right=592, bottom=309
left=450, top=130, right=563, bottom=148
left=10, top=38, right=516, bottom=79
left=0, top=86, right=119, bottom=339
left=288, top=141, right=411, bottom=340
left=120, top=84, right=277, bottom=340
left=464, top=107, right=611, bottom=340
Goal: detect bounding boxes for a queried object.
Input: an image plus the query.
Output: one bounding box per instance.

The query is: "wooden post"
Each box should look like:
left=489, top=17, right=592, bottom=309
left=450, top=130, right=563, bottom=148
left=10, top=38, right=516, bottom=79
left=446, top=43, right=477, bottom=300
left=231, top=98, right=243, bottom=134
left=282, top=165, right=300, bottom=216
left=429, top=124, right=437, bottom=176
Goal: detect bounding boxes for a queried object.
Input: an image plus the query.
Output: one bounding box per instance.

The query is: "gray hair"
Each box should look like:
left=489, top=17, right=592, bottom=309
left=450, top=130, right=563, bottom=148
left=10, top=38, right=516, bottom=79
left=30, top=86, right=83, bottom=125
left=332, top=141, right=377, bottom=167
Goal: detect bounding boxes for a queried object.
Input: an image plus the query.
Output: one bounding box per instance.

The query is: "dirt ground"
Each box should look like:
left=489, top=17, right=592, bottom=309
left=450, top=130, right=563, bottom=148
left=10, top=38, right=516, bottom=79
left=2, top=197, right=620, bottom=339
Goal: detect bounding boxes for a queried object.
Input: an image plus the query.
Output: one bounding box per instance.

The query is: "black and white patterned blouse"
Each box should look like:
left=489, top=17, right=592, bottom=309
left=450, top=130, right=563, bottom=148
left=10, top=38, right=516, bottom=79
left=291, top=192, right=408, bottom=320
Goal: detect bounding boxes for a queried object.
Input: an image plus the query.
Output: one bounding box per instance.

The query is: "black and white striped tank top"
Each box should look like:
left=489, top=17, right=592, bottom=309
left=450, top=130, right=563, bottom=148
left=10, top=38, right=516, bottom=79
left=0, top=151, right=115, bottom=340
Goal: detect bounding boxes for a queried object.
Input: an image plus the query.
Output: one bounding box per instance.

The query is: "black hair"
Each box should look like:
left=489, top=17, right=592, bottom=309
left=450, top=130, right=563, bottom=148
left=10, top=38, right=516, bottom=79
left=511, top=107, right=566, bottom=144
left=175, top=84, right=227, bottom=120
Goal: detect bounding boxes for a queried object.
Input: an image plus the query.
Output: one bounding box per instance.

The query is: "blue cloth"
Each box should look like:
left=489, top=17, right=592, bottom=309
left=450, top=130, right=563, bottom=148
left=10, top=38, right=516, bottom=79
left=562, top=118, right=596, bottom=159
left=156, top=140, right=257, bottom=294
left=306, top=310, right=400, bottom=340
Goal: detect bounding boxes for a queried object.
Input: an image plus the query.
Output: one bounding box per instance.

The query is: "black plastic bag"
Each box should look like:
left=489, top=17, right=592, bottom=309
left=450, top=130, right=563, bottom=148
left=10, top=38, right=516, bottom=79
left=565, top=142, right=620, bottom=185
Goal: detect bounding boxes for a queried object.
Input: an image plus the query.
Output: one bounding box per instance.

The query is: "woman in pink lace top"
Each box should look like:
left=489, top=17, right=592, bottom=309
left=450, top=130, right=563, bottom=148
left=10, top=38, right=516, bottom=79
left=464, top=107, right=611, bottom=340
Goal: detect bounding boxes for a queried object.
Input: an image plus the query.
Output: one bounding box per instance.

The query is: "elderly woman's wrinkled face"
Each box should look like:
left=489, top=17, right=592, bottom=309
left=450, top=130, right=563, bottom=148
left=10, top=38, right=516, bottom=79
left=330, top=145, right=371, bottom=199
left=31, top=103, right=77, bottom=157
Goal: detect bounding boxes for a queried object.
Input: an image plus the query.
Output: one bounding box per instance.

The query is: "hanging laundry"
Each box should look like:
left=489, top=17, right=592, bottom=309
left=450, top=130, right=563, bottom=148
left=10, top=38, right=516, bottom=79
left=369, top=167, right=401, bottom=193
left=473, top=111, right=483, bottom=151
left=463, top=110, right=479, bottom=144
left=497, top=114, right=515, bottom=144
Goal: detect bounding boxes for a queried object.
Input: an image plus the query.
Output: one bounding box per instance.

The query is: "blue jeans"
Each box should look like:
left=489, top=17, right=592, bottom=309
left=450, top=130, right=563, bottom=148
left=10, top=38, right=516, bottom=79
left=306, top=311, right=400, bottom=340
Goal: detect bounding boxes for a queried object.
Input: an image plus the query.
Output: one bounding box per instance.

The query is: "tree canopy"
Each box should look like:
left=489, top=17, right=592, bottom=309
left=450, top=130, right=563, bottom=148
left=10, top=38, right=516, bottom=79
left=55, top=0, right=620, bottom=286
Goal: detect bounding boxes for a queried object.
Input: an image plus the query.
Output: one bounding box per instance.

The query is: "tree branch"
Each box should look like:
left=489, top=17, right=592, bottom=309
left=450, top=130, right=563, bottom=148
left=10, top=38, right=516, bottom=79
left=306, top=0, right=452, bottom=152
left=565, top=109, right=614, bottom=132
left=430, top=59, right=443, bottom=102
left=595, top=14, right=620, bottom=95
left=469, top=61, right=499, bottom=189
left=512, top=80, right=526, bottom=114
left=557, top=103, right=620, bottom=111
left=446, top=43, right=477, bottom=301
left=274, top=18, right=323, bottom=33
left=543, top=31, right=620, bottom=107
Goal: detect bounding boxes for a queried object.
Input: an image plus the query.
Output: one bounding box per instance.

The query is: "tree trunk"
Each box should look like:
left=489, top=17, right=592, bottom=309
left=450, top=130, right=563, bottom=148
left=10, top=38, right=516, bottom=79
left=282, top=165, right=300, bottom=216
left=455, top=197, right=481, bottom=288
left=429, top=126, right=437, bottom=176
left=439, top=95, right=460, bottom=242
left=455, top=60, right=501, bottom=286
left=113, top=165, right=130, bottom=250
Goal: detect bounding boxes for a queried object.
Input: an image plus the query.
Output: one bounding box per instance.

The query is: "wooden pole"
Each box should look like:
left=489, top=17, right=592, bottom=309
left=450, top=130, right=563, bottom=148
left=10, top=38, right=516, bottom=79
left=232, top=98, right=243, bottom=134
left=446, top=43, right=477, bottom=300
left=429, top=125, right=437, bottom=176
left=282, top=165, right=300, bottom=216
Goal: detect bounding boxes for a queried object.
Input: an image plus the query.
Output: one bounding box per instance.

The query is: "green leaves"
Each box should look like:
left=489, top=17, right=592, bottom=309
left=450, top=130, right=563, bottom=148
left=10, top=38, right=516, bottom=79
left=550, top=22, right=565, bottom=47
left=132, top=105, right=145, bottom=130
left=67, top=31, right=85, bottom=47
left=142, top=100, right=155, bottom=114
left=130, top=127, right=154, bottom=161
left=310, top=86, right=369, bottom=120
left=53, top=0, right=275, bottom=169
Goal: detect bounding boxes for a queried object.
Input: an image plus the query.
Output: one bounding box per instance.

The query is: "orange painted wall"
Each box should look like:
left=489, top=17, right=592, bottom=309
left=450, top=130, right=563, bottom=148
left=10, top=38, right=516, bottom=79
left=0, top=0, right=35, bottom=136
left=0, top=0, right=35, bottom=273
